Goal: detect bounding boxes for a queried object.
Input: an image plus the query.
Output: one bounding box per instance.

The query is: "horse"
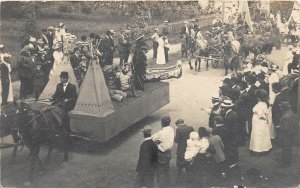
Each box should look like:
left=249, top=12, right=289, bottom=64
left=188, top=37, right=210, bottom=72
left=1, top=102, right=31, bottom=164
left=2, top=101, right=70, bottom=182
left=22, top=104, right=70, bottom=181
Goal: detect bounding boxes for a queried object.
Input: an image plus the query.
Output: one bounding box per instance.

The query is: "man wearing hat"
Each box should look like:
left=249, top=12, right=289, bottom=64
left=209, top=95, right=221, bottom=128
left=100, top=30, right=115, bottom=66
left=288, top=48, right=300, bottom=74
left=276, top=101, right=299, bottom=167
left=118, top=30, right=131, bottom=67
left=181, top=20, right=190, bottom=37
left=52, top=71, right=77, bottom=132
left=18, top=47, right=37, bottom=99
left=271, top=82, right=290, bottom=129
left=245, top=73, right=258, bottom=134
left=256, top=72, right=269, bottom=95
left=151, top=28, right=159, bottom=59
left=162, top=21, right=169, bottom=37
left=132, top=38, right=147, bottom=90
left=136, top=125, right=158, bottom=188
left=220, top=99, right=240, bottom=164
left=33, top=60, right=47, bottom=100
left=70, top=47, right=81, bottom=70
left=235, top=81, right=251, bottom=146
left=174, top=119, right=194, bottom=182
left=47, top=26, right=55, bottom=50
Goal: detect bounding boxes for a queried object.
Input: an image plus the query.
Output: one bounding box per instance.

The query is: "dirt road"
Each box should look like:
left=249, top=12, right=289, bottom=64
left=1, top=45, right=299, bottom=188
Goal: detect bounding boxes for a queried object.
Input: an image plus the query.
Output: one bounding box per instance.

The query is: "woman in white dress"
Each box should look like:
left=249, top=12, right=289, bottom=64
left=156, top=34, right=165, bottom=65
left=250, top=89, right=272, bottom=153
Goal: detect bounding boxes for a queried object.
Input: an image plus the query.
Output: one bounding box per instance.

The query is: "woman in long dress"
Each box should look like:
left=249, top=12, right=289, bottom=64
left=250, top=89, right=272, bottom=153
left=156, top=34, right=165, bottom=65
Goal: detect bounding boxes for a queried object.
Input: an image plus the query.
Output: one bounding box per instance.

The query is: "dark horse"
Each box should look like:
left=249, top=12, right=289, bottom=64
left=1, top=101, right=70, bottom=182
left=1, top=102, right=31, bottom=163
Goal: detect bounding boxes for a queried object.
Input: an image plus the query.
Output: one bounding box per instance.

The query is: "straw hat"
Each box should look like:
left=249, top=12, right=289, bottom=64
left=221, top=99, right=234, bottom=107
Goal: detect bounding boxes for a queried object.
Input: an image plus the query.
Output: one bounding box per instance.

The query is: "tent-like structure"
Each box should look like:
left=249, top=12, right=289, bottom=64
left=71, top=59, right=115, bottom=117
left=39, top=56, right=79, bottom=100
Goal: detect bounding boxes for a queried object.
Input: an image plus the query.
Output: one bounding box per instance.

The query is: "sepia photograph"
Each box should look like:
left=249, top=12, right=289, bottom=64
left=0, top=0, right=299, bottom=187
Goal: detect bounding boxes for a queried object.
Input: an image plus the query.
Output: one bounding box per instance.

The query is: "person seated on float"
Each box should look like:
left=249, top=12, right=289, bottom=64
left=51, top=71, right=77, bottom=132
left=76, top=35, right=91, bottom=59
left=103, top=65, right=126, bottom=102
left=116, top=66, right=136, bottom=98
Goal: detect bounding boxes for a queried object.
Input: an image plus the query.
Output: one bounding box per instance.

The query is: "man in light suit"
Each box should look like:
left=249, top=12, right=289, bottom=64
left=52, top=71, right=77, bottom=132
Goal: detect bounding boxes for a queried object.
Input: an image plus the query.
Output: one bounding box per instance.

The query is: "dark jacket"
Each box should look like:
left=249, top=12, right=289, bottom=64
left=136, top=139, right=158, bottom=175
left=209, top=103, right=221, bottom=128
left=174, top=125, right=194, bottom=155
left=235, top=90, right=252, bottom=121
left=0, top=63, right=10, bottom=84
left=100, top=36, right=114, bottom=55
left=224, top=109, right=240, bottom=147
left=247, top=85, right=258, bottom=109
left=46, top=32, right=54, bottom=49
left=278, top=109, right=299, bottom=146
left=52, top=83, right=77, bottom=111
left=258, top=81, right=269, bottom=94
left=18, top=56, right=36, bottom=79
left=118, top=34, right=129, bottom=53
left=70, top=53, right=81, bottom=69
left=272, top=89, right=290, bottom=126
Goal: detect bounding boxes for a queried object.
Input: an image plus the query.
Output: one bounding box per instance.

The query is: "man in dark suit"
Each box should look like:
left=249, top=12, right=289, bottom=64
left=245, top=74, right=258, bottom=134
left=257, top=73, right=269, bottom=94
left=18, top=50, right=36, bottom=99
left=221, top=100, right=240, bottom=164
left=46, top=26, right=55, bottom=49
left=100, top=30, right=115, bottom=66
left=70, top=48, right=81, bottom=70
left=235, top=81, right=251, bottom=145
left=118, top=30, right=131, bottom=67
left=276, top=101, right=299, bottom=167
left=136, top=125, right=158, bottom=188
left=174, top=119, right=194, bottom=182
left=272, top=82, right=290, bottom=128
left=52, top=71, right=77, bottom=132
left=209, top=95, right=221, bottom=128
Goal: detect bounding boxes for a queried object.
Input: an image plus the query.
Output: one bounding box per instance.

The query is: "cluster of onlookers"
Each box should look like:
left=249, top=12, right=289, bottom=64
left=135, top=51, right=299, bottom=188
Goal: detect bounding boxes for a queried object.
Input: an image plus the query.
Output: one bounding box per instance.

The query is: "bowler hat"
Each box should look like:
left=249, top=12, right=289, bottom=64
left=59, top=71, right=69, bottom=78
left=221, top=99, right=234, bottom=107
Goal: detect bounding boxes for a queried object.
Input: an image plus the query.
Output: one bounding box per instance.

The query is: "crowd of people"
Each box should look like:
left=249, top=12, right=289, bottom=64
left=135, top=46, right=299, bottom=188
